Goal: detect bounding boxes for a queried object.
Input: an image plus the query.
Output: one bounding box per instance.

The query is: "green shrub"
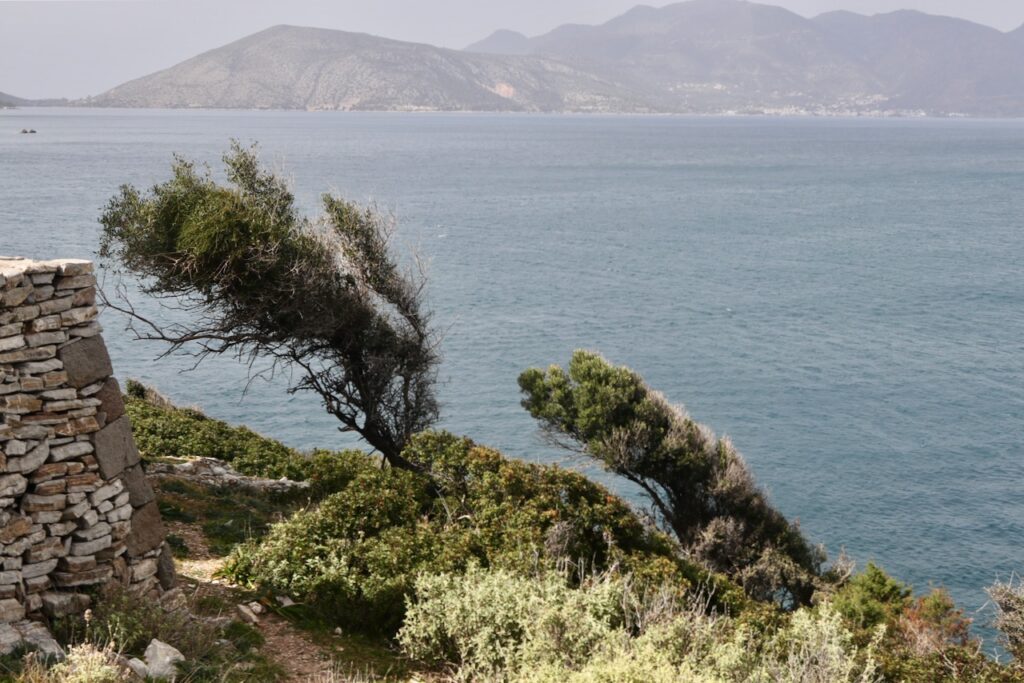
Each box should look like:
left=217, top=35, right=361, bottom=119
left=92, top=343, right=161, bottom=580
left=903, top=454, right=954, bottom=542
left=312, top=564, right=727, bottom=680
left=882, top=650, right=1019, bottom=682
left=126, top=392, right=307, bottom=479
left=126, top=387, right=378, bottom=493
left=223, top=431, right=739, bottom=635
left=400, top=566, right=628, bottom=681
left=302, top=448, right=374, bottom=499
left=224, top=466, right=440, bottom=634
left=897, top=587, right=972, bottom=654
left=399, top=564, right=881, bottom=683
left=830, top=567, right=1016, bottom=682
left=833, top=562, right=912, bottom=637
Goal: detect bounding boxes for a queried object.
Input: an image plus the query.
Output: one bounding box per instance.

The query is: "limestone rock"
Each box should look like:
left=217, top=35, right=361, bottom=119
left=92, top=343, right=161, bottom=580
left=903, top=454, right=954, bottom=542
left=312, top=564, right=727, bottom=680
left=144, top=638, right=185, bottom=681
left=0, top=475, right=27, bottom=499
left=93, top=416, right=140, bottom=479
left=0, top=622, right=20, bottom=655
left=0, top=598, right=25, bottom=622
left=94, top=377, right=126, bottom=424
left=57, top=336, right=112, bottom=389
left=51, top=565, right=113, bottom=587
left=157, top=542, right=177, bottom=590
left=126, top=501, right=165, bottom=558
left=127, top=657, right=149, bottom=680
left=16, top=620, right=64, bottom=661
left=122, top=465, right=155, bottom=508
left=40, top=591, right=90, bottom=618
left=236, top=603, right=259, bottom=625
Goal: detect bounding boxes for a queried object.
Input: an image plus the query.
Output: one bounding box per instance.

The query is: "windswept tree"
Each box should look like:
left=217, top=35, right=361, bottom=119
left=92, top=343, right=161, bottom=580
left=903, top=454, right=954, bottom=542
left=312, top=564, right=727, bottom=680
left=519, top=350, right=824, bottom=606
left=99, top=142, right=439, bottom=471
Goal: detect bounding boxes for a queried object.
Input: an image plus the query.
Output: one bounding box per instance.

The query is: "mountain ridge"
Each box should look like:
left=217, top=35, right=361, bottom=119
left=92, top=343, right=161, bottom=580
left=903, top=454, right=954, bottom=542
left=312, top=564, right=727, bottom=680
left=83, top=24, right=650, bottom=112
left=79, top=1, right=1024, bottom=116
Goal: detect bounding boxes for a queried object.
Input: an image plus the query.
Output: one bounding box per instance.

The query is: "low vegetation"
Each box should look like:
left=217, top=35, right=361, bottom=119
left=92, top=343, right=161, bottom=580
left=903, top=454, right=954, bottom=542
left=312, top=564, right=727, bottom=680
left=222, top=430, right=734, bottom=635
left=400, top=565, right=880, bottom=683
left=0, top=583, right=281, bottom=682
left=54, top=387, right=1020, bottom=681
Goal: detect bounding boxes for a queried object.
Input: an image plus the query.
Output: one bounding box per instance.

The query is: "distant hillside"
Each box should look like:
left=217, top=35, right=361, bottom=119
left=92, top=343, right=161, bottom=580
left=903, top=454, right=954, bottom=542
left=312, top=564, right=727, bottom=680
left=813, top=10, right=1024, bottom=115
left=466, top=0, right=1024, bottom=116
left=0, top=91, right=68, bottom=108
left=477, top=0, right=882, bottom=113
left=82, top=0, right=1024, bottom=116
left=1, top=91, right=33, bottom=107
left=82, top=25, right=649, bottom=113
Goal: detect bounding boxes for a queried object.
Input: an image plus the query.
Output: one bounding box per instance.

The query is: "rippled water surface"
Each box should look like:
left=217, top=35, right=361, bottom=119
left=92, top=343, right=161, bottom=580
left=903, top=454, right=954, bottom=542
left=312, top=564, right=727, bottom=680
left=2, top=108, right=1022, bottom=626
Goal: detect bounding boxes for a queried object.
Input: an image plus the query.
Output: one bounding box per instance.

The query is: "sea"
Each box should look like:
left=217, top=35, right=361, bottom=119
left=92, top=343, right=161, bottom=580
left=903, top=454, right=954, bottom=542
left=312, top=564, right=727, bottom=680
left=2, top=108, right=1022, bottom=637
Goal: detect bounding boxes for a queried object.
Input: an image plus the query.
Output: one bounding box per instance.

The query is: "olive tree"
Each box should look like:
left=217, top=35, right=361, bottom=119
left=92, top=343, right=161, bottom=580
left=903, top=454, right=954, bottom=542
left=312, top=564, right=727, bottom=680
left=99, top=143, right=438, bottom=471
left=519, top=350, right=823, bottom=606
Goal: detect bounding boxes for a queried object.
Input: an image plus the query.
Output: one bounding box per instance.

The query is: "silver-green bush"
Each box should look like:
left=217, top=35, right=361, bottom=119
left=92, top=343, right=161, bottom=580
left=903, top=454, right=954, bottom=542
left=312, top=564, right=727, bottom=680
left=399, top=566, right=880, bottom=683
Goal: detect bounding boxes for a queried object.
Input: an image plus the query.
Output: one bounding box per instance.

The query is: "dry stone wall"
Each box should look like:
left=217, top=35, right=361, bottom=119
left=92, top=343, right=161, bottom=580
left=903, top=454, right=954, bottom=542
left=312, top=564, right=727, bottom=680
left=0, top=256, right=174, bottom=633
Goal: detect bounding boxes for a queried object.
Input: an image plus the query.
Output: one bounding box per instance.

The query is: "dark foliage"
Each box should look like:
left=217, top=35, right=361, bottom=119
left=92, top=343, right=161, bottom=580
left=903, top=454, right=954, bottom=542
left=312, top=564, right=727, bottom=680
left=518, top=350, right=823, bottom=607
left=99, top=143, right=439, bottom=470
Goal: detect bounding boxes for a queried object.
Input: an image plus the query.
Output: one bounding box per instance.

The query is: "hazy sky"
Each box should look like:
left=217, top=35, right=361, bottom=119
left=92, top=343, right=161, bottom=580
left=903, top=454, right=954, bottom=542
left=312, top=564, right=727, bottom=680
left=4, top=0, right=1024, bottom=99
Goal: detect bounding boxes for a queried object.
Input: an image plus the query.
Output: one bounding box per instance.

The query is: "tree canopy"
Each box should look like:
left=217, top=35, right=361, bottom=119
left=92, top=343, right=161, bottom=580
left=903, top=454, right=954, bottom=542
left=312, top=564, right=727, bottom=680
left=519, top=349, right=824, bottom=606
left=99, top=142, right=438, bottom=470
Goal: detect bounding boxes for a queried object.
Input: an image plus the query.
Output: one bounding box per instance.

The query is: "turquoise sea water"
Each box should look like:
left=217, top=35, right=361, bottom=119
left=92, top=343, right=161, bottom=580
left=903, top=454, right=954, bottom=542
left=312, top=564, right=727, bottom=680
left=2, top=108, right=1022, bottom=632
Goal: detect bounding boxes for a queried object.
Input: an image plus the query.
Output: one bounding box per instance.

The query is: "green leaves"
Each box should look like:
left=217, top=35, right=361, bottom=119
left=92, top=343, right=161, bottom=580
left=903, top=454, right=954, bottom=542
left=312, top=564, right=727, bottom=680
left=519, top=351, right=823, bottom=608
left=98, top=142, right=439, bottom=467
left=833, top=563, right=912, bottom=633
left=220, top=429, right=716, bottom=636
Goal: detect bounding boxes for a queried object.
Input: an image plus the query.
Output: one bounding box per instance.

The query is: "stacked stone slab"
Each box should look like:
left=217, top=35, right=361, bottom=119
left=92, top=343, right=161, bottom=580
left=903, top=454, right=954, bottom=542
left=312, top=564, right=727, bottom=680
left=0, top=256, right=174, bottom=630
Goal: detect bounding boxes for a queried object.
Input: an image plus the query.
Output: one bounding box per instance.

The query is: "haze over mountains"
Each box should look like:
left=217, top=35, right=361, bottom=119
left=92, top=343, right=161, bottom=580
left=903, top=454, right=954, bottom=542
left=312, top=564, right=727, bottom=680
left=0, top=92, right=65, bottom=108
left=67, top=0, right=1024, bottom=115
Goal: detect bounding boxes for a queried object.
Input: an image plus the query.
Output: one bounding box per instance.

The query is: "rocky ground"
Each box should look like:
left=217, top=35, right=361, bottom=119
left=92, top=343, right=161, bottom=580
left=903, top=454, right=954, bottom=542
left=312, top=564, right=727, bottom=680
left=168, top=523, right=337, bottom=680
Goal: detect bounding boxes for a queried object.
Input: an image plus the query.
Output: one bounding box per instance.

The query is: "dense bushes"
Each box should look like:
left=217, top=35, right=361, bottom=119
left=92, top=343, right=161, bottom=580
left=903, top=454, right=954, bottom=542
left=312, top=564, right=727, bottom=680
left=830, top=563, right=1017, bottom=682
left=222, top=431, right=740, bottom=634
left=400, top=567, right=641, bottom=681
left=832, top=563, right=912, bottom=638
left=399, top=565, right=881, bottom=683
left=127, top=385, right=733, bottom=634
left=401, top=563, right=1016, bottom=682
left=126, top=380, right=306, bottom=478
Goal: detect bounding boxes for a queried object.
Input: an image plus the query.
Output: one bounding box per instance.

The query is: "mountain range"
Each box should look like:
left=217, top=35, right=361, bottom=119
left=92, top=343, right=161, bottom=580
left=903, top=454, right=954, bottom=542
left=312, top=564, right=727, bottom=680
left=56, top=0, right=1024, bottom=116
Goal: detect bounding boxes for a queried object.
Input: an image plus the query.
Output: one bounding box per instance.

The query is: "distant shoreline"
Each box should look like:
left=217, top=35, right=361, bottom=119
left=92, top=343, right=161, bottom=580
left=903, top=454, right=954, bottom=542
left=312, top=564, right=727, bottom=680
left=6, top=105, right=1022, bottom=121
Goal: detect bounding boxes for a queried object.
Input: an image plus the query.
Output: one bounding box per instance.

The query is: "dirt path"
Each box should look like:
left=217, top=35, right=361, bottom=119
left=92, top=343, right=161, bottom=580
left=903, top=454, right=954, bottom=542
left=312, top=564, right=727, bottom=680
left=168, top=520, right=340, bottom=681
left=260, top=612, right=339, bottom=681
